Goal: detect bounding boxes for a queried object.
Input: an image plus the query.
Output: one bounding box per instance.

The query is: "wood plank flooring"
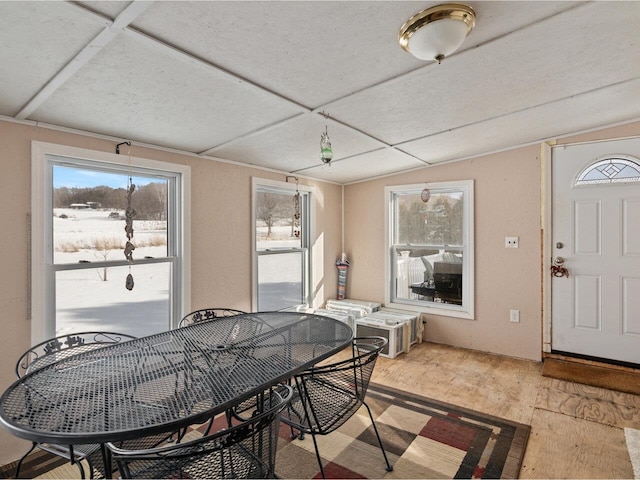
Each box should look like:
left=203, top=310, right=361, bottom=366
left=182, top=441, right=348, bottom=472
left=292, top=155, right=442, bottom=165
left=372, top=342, right=638, bottom=479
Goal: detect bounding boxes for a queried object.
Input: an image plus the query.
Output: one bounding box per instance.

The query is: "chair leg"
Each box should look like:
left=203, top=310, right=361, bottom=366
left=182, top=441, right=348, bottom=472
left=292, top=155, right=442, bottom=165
left=14, top=442, right=37, bottom=478
left=288, top=424, right=304, bottom=440
left=363, top=402, right=394, bottom=472
left=310, top=433, right=326, bottom=479
left=75, top=459, right=86, bottom=479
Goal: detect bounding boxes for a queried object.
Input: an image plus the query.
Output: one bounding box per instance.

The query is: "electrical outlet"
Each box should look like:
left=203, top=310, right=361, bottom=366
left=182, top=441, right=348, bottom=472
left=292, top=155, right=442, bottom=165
left=510, top=309, right=520, bottom=323
left=505, top=236, right=519, bottom=248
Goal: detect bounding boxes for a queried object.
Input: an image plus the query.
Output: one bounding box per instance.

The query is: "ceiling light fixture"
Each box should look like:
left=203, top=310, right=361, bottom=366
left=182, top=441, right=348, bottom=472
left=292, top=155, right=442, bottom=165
left=399, top=3, right=476, bottom=64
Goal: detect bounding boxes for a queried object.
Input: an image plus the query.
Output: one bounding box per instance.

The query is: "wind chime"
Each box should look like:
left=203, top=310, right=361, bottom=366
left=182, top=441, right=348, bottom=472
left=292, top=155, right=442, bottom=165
left=123, top=145, right=136, bottom=291
left=287, top=176, right=301, bottom=239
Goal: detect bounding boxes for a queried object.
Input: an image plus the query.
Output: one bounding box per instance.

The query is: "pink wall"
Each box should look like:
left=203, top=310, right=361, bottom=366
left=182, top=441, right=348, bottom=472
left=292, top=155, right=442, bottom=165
left=0, top=120, right=343, bottom=465
left=0, top=117, right=638, bottom=466
left=342, top=119, right=640, bottom=362
left=344, top=146, right=543, bottom=361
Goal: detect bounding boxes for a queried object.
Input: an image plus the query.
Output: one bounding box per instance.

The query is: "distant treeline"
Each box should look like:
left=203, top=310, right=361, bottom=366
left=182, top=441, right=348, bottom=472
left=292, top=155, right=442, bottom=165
left=54, top=183, right=167, bottom=221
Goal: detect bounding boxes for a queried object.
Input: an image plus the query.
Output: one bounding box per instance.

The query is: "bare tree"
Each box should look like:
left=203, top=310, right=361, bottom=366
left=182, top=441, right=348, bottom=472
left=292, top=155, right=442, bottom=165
left=93, top=238, right=122, bottom=281
left=256, top=192, right=279, bottom=237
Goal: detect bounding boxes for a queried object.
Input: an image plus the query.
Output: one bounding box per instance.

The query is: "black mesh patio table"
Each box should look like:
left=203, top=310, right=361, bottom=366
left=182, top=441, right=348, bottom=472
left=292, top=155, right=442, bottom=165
left=0, top=312, right=352, bottom=459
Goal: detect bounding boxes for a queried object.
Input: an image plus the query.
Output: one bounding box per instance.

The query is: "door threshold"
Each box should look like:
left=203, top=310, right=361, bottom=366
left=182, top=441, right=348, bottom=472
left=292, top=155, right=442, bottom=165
left=546, top=350, right=639, bottom=372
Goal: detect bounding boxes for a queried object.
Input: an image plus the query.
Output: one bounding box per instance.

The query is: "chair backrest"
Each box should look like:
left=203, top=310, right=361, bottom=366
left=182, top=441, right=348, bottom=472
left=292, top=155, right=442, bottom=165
left=294, top=336, right=387, bottom=434
left=16, top=331, right=137, bottom=378
left=108, top=384, right=293, bottom=479
left=178, top=308, right=246, bottom=328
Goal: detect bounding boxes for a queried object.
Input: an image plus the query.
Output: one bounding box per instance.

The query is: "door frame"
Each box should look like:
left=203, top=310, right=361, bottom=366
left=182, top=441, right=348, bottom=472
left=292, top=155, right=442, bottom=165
left=542, top=142, right=553, bottom=354
left=542, top=134, right=640, bottom=358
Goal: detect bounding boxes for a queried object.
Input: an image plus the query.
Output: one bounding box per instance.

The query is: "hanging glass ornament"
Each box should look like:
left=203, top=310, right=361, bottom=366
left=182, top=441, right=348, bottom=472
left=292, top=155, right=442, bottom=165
left=320, top=126, right=333, bottom=165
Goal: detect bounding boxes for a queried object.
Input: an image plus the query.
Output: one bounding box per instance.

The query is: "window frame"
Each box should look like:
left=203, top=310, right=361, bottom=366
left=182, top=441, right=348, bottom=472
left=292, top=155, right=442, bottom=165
left=251, top=177, right=314, bottom=312
left=384, top=180, right=475, bottom=319
left=31, top=141, right=191, bottom=343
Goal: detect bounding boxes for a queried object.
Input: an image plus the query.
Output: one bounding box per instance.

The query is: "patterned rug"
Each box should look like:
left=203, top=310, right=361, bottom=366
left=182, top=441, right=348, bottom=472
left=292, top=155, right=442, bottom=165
left=1, top=384, right=530, bottom=479
left=275, top=384, right=530, bottom=479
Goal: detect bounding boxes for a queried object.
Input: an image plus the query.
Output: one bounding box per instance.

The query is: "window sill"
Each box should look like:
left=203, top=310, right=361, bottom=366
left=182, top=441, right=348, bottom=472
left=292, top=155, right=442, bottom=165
left=387, top=301, right=475, bottom=320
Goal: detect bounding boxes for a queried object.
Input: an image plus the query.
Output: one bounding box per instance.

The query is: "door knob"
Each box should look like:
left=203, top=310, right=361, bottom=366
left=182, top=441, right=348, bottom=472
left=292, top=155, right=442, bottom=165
left=551, top=257, right=569, bottom=277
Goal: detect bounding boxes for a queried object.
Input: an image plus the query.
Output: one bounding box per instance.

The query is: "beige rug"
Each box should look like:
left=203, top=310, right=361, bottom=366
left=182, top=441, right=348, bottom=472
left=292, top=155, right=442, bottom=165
left=627, top=428, right=640, bottom=479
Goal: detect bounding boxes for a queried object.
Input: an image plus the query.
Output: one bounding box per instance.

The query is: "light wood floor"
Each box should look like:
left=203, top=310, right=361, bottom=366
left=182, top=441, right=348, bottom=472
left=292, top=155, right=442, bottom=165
left=373, top=341, right=640, bottom=479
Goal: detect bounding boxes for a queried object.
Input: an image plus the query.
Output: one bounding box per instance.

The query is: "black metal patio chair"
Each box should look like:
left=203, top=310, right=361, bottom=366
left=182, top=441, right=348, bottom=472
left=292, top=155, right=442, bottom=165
left=14, top=331, right=137, bottom=479
left=107, top=383, right=293, bottom=479
left=280, top=336, right=394, bottom=479
left=177, top=308, right=246, bottom=328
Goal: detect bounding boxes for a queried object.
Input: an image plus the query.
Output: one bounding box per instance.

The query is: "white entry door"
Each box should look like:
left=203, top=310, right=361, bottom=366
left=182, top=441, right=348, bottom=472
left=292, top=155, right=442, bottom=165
left=552, top=138, right=640, bottom=365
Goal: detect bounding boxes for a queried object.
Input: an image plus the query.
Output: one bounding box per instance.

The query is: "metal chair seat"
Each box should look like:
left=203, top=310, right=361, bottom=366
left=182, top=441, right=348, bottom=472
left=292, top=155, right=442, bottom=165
left=281, top=336, right=394, bottom=479
left=108, top=384, right=293, bottom=479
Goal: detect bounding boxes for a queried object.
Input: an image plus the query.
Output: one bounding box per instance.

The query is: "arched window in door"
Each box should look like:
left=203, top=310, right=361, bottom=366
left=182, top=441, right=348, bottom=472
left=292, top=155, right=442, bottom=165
left=575, top=155, right=640, bottom=186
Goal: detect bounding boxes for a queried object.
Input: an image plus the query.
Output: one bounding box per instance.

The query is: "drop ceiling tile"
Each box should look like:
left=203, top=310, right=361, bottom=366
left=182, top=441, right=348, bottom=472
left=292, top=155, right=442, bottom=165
left=400, top=78, right=640, bottom=164
left=298, top=147, right=425, bottom=184
left=0, top=2, right=107, bottom=116
left=131, top=2, right=428, bottom=107
left=205, top=113, right=385, bottom=172
left=30, top=30, right=306, bottom=152
left=325, top=2, right=640, bottom=145
left=75, top=1, right=132, bottom=19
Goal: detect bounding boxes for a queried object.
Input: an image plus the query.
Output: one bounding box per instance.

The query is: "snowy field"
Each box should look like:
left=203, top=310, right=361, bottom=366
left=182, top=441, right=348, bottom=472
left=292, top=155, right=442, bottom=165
left=54, top=208, right=169, bottom=337
left=53, top=209, right=301, bottom=336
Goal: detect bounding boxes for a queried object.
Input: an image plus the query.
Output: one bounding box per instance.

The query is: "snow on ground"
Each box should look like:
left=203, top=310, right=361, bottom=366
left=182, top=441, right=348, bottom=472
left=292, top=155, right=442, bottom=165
left=53, top=209, right=301, bottom=336
left=54, top=208, right=169, bottom=337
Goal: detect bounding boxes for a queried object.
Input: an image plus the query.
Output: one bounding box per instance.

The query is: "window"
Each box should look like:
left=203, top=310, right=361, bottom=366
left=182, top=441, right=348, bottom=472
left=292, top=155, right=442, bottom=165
left=31, top=142, right=190, bottom=343
left=385, top=180, right=474, bottom=319
left=252, top=178, right=312, bottom=311
left=575, top=155, right=640, bottom=186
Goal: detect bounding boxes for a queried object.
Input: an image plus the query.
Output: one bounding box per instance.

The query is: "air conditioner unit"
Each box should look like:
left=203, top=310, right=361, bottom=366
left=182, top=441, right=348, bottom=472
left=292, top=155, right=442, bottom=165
left=374, top=308, right=421, bottom=345
left=325, top=299, right=381, bottom=317
left=313, top=308, right=356, bottom=332
left=355, top=317, right=405, bottom=359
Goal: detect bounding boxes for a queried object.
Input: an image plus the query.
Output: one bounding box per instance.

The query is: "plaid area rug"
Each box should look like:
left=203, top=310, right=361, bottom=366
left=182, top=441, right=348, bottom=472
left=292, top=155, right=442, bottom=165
left=275, top=384, right=531, bottom=479
left=2, top=384, right=530, bottom=479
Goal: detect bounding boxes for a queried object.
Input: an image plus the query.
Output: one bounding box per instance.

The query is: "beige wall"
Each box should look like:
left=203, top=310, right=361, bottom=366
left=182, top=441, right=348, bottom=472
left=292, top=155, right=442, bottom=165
left=344, top=146, right=544, bottom=361
left=342, top=119, right=640, bottom=363
left=0, top=120, right=343, bottom=465
left=1, top=117, right=638, bottom=466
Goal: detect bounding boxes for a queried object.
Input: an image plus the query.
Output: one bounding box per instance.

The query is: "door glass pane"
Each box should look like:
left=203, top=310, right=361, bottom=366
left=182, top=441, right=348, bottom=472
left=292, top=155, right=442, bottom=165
left=257, top=252, right=303, bottom=311
left=55, top=263, right=171, bottom=338
left=255, top=191, right=301, bottom=249
left=53, top=165, right=168, bottom=264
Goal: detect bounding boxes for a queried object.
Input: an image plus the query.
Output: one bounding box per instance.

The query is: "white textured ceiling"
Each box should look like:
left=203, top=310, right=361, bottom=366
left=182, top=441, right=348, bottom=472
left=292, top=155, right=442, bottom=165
left=1, top=1, right=639, bottom=184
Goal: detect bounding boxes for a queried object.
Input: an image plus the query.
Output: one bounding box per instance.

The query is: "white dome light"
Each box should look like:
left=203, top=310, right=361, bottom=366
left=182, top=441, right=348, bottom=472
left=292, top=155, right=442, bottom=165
left=399, top=4, right=476, bottom=63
